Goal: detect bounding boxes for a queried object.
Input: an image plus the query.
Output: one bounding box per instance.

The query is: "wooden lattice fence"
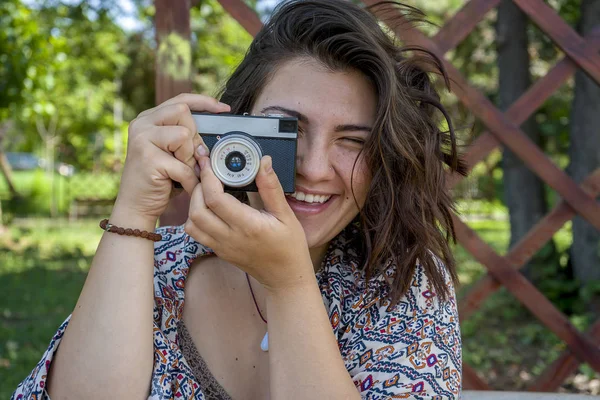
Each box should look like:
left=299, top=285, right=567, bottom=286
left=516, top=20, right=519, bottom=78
left=156, top=0, right=600, bottom=391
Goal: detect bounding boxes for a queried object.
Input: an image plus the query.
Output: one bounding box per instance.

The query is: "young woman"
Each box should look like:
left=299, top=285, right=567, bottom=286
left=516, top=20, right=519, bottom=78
left=13, top=0, right=464, bottom=399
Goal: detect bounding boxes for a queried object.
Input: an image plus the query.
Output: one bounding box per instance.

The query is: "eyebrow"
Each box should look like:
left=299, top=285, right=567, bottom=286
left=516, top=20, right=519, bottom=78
left=260, top=105, right=372, bottom=133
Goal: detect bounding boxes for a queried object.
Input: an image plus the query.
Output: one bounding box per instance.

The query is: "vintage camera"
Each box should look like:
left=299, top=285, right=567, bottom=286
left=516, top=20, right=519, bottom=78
left=191, top=112, right=298, bottom=193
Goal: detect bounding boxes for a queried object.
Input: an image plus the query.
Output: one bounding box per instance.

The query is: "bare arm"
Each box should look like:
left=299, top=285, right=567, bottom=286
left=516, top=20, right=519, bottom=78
left=266, top=273, right=361, bottom=400
left=46, top=208, right=157, bottom=399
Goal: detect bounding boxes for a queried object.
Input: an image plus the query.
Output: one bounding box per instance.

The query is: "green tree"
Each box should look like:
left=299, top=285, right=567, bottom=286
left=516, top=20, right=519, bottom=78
left=191, top=0, right=253, bottom=96
left=0, top=0, right=49, bottom=219
left=0, top=0, right=45, bottom=119
left=11, top=2, right=130, bottom=172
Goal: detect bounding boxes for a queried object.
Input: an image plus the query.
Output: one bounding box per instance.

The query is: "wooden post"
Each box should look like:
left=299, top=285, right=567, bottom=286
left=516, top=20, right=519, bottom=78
left=155, top=0, right=193, bottom=226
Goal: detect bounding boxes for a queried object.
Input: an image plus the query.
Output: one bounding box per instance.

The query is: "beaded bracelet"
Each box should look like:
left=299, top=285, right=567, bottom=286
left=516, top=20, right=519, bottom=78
left=99, top=219, right=162, bottom=242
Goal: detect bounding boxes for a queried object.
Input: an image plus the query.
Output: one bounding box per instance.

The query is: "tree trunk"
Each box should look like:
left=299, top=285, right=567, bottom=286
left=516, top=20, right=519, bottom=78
left=569, top=0, right=600, bottom=314
left=496, top=0, right=554, bottom=281
left=0, top=152, right=17, bottom=197
left=0, top=121, right=18, bottom=198
left=36, top=115, right=60, bottom=218
left=0, top=121, right=18, bottom=228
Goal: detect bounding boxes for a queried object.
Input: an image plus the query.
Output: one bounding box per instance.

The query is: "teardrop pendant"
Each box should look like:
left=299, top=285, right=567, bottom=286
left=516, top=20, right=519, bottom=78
left=260, top=331, right=269, bottom=352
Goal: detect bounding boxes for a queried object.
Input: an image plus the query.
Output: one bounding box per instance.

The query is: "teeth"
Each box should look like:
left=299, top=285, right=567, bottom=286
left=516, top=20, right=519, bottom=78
left=288, top=191, right=332, bottom=204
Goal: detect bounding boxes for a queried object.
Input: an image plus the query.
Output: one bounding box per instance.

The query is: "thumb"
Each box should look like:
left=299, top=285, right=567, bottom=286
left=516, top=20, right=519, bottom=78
left=255, top=156, right=289, bottom=218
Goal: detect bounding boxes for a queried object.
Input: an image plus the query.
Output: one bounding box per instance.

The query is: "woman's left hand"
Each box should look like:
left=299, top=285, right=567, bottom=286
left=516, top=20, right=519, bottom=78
left=184, top=154, right=314, bottom=292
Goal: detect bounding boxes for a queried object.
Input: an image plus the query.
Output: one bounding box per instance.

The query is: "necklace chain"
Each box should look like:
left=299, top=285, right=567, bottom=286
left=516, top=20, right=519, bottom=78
left=245, top=273, right=267, bottom=324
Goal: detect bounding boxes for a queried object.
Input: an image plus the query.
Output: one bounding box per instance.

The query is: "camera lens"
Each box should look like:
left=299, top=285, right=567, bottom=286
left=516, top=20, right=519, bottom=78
left=210, top=133, right=262, bottom=188
left=225, top=151, right=246, bottom=172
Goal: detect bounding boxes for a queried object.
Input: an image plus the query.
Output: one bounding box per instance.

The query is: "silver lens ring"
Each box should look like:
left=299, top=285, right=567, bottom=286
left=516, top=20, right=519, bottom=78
left=210, top=133, right=262, bottom=188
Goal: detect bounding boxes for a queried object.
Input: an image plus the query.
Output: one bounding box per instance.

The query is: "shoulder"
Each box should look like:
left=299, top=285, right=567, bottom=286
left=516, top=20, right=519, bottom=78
left=406, top=254, right=458, bottom=316
left=339, top=259, right=462, bottom=397
left=340, top=257, right=460, bottom=339
left=376, top=255, right=460, bottom=345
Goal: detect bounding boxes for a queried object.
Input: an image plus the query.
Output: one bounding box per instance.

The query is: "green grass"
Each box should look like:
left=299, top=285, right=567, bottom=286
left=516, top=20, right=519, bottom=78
left=0, top=213, right=596, bottom=396
left=0, top=219, right=101, bottom=397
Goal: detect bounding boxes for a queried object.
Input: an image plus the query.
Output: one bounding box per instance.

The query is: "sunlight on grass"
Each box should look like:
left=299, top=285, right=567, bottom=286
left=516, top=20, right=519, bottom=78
left=1, top=218, right=102, bottom=265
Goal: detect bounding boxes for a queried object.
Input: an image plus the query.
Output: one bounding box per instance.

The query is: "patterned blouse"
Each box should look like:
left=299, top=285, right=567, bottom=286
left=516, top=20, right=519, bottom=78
left=12, top=222, right=462, bottom=399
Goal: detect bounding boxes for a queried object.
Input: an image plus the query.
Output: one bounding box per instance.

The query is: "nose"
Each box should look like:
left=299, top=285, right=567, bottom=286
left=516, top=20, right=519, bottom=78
left=295, top=136, right=335, bottom=183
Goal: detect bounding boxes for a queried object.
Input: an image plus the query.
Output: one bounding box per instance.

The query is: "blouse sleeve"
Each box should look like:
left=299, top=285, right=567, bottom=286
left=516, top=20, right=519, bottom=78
left=11, top=316, right=71, bottom=400
left=339, top=265, right=462, bottom=400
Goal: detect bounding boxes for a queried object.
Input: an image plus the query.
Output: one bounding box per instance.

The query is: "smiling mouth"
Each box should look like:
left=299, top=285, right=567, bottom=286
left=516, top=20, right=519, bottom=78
left=286, top=191, right=333, bottom=204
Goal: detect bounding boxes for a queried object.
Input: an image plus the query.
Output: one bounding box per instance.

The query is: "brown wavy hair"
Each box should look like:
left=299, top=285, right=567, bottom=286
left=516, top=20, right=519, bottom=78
left=219, top=0, right=467, bottom=305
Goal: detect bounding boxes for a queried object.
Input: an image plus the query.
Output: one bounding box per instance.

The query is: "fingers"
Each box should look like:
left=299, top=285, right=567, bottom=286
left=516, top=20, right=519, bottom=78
left=137, top=93, right=230, bottom=119
left=141, top=125, right=193, bottom=172
left=146, top=104, right=202, bottom=173
left=197, top=156, right=258, bottom=224
left=254, top=156, right=290, bottom=219
left=185, top=180, right=231, bottom=248
left=160, top=93, right=230, bottom=114
left=183, top=223, right=218, bottom=250
left=154, top=151, right=199, bottom=195
left=133, top=94, right=230, bottom=173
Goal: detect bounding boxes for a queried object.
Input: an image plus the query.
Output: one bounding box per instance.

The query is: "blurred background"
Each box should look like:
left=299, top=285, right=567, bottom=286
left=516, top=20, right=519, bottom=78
left=0, top=0, right=599, bottom=396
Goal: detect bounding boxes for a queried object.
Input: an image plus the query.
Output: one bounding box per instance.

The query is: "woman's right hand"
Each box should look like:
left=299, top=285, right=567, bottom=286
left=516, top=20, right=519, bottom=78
left=112, top=93, right=231, bottom=225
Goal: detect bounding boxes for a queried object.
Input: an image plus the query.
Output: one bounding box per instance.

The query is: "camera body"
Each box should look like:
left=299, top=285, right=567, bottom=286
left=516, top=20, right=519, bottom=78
left=192, top=112, right=298, bottom=193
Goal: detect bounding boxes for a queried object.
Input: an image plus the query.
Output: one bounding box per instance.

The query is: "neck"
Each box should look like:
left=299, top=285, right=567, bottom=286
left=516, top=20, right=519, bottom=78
left=309, top=242, right=329, bottom=273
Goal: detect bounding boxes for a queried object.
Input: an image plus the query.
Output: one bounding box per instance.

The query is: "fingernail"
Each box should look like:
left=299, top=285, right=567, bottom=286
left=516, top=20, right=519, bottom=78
left=218, top=101, right=230, bottom=108
left=264, top=156, right=273, bottom=173
left=194, top=164, right=201, bottom=177
left=199, top=158, right=208, bottom=170
left=196, top=144, right=208, bottom=157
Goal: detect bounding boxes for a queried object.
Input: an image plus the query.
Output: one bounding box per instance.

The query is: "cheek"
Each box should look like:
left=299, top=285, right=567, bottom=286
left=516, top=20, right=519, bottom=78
left=333, top=150, right=371, bottom=204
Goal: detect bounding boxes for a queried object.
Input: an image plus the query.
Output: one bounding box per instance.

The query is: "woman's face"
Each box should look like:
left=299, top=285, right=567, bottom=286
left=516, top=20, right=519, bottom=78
left=248, top=58, right=377, bottom=252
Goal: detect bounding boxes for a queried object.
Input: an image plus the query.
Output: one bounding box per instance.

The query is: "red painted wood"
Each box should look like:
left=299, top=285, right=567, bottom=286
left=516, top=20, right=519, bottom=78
left=155, top=0, right=193, bottom=104
left=155, top=0, right=194, bottom=226
left=462, top=362, right=492, bottom=390
left=433, top=0, right=501, bottom=54
left=216, top=0, right=263, bottom=36
left=453, top=214, right=600, bottom=373
left=513, top=0, right=600, bottom=86
left=459, top=169, right=600, bottom=322
left=363, top=0, right=600, bottom=231
left=447, top=26, right=600, bottom=188
left=529, top=319, right=600, bottom=392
